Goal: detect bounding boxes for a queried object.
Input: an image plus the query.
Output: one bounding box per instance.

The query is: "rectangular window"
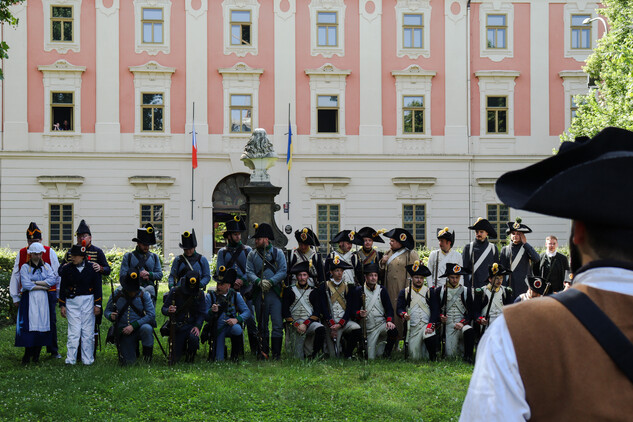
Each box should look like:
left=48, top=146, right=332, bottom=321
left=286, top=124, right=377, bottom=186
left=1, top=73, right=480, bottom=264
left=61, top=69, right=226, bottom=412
left=571, top=14, right=591, bottom=49
left=403, top=96, right=424, bottom=133
left=317, top=12, right=338, bottom=47
left=317, top=95, right=338, bottom=133
left=230, top=94, right=252, bottom=133
left=49, top=204, right=73, bottom=249
left=142, top=8, right=163, bottom=44
left=403, top=204, right=426, bottom=249
left=403, top=14, right=423, bottom=49
left=141, top=204, right=164, bottom=251
left=486, top=96, right=508, bottom=134
left=141, top=93, right=164, bottom=132
left=487, top=204, right=510, bottom=244
left=230, top=10, right=251, bottom=46
left=571, top=96, right=579, bottom=120
left=51, top=92, right=74, bottom=132
left=51, top=6, right=73, bottom=42
left=317, top=204, right=340, bottom=255
left=486, top=14, right=507, bottom=49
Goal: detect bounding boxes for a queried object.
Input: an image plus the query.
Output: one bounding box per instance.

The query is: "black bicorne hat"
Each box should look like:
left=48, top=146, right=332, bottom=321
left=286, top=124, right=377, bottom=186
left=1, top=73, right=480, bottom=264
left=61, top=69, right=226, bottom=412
left=182, top=270, right=201, bottom=295
left=505, top=217, right=532, bottom=235
left=68, top=244, right=87, bottom=257
left=526, top=276, right=550, bottom=295
left=363, top=263, right=380, bottom=275
left=75, top=219, right=91, bottom=235
left=295, top=227, right=320, bottom=247
left=213, top=266, right=237, bottom=286
left=133, top=223, right=157, bottom=245
left=26, top=222, right=43, bottom=240
left=250, top=223, right=275, bottom=240
left=495, top=127, right=633, bottom=228
left=224, top=215, right=247, bottom=236
left=439, top=263, right=471, bottom=278
left=123, top=271, right=141, bottom=292
left=179, top=229, right=197, bottom=249
left=290, top=260, right=311, bottom=275
left=468, top=218, right=497, bottom=239
left=383, top=228, right=415, bottom=250
left=325, top=255, right=354, bottom=271
left=488, top=263, right=511, bottom=278
left=352, top=227, right=386, bottom=245
left=436, top=227, right=455, bottom=244
left=405, top=260, right=432, bottom=277
left=329, top=230, right=355, bottom=245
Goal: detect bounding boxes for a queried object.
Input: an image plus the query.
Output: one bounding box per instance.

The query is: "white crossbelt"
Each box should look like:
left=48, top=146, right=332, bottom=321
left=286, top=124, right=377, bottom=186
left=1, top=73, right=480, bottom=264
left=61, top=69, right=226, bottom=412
left=472, top=242, right=495, bottom=274
left=387, top=248, right=406, bottom=265
left=365, top=286, right=382, bottom=314
left=510, top=245, right=526, bottom=272
left=291, top=285, right=313, bottom=316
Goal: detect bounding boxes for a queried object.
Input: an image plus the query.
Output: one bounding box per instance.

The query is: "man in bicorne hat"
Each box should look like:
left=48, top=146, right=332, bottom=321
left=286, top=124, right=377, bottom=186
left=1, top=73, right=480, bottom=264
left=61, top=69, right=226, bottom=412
left=320, top=256, right=362, bottom=358
left=474, top=263, right=513, bottom=332
left=351, top=227, right=385, bottom=286
left=514, top=276, right=550, bottom=303
left=379, top=228, right=419, bottom=338
left=355, top=263, right=397, bottom=359
left=500, top=218, right=540, bottom=300
left=282, top=261, right=326, bottom=359
left=168, top=229, right=211, bottom=289
left=462, top=218, right=500, bottom=289
left=10, top=222, right=61, bottom=358
left=120, top=223, right=163, bottom=302
left=396, top=261, right=439, bottom=361
left=436, top=263, right=475, bottom=362
left=245, top=223, right=288, bottom=360
left=288, top=227, right=325, bottom=287
left=427, top=227, right=462, bottom=289
left=326, top=230, right=356, bottom=286
left=463, top=128, right=633, bottom=420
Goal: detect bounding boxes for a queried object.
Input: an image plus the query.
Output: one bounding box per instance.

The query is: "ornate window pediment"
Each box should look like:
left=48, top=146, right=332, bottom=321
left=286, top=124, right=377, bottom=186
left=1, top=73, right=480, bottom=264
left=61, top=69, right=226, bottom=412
left=37, top=175, right=85, bottom=199
left=392, top=177, right=436, bottom=199
left=129, top=176, right=175, bottom=199
left=305, top=177, right=350, bottom=199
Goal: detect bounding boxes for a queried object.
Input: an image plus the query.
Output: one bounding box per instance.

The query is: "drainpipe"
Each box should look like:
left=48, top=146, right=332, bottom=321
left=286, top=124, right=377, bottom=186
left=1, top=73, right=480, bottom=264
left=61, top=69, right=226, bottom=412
left=467, top=0, right=473, bottom=240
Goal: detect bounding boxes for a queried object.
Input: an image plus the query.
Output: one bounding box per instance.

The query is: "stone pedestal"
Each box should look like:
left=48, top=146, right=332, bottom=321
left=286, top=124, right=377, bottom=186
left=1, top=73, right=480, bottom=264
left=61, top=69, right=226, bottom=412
left=240, top=182, right=288, bottom=249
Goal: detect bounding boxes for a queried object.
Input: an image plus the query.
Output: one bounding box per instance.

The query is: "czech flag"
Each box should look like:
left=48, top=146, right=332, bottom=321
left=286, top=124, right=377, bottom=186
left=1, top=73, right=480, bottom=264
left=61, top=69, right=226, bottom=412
left=192, top=119, right=198, bottom=169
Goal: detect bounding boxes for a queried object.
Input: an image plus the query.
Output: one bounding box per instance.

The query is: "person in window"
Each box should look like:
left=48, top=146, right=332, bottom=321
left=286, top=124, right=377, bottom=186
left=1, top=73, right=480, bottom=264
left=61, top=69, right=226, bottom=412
left=61, top=120, right=70, bottom=130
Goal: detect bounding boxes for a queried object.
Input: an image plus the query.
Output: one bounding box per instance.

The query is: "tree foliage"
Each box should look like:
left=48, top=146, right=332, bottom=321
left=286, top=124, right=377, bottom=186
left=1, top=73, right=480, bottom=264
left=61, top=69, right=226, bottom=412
left=0, top=1, right=25, bottom=80
left=561, top=0, right=633, bottom=141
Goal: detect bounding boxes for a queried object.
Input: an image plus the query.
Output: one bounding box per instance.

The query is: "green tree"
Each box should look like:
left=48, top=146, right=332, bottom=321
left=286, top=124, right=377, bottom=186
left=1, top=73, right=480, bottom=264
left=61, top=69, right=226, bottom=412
left=0, top=1, right=25, bottom=80
left=561, top=0, right=633, bottom=141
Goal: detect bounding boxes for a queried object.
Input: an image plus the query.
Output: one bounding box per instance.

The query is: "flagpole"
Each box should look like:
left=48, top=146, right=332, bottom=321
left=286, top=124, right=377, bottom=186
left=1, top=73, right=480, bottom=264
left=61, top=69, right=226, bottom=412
left=287, top=103, right=291, bottom=221
left=191, top=102, right=195, bottom=221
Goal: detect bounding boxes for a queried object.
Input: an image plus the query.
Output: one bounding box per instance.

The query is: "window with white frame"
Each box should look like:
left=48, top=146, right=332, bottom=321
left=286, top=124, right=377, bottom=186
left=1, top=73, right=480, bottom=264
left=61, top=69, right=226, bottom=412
left=396, top=0, right=431, bottom=59
left=403, top=96, right=425, bottom=134
left=51, top=92, right=74, bottom=132
left=309, top=0, right=346, bottom=58
left=134, top=0, right=171, bottom=55
left=486, top=96, right=508, bottom=134
left=39, top=60, right=85, bottom=135
left=43, top=0, right=81, bottom=53
left=223, top=0, right=260, bottom=57
left=563, top=2, right=598, bottom=61
left=305, top=63, right=350, bottom=137
left=129, top=61, right=175, bottom=138
left=392, top=65, right=435, bottom=138
left=475, top=71, right=519, bottom=137
left=141, top=93, right=164, bottom=132
left=218, top=63, right=263, bottom=136
left=479, top=2, right=513, bottom=61
left=559, top=70, right=589, bottom=129
left=230, top=94, right=252, bottom=133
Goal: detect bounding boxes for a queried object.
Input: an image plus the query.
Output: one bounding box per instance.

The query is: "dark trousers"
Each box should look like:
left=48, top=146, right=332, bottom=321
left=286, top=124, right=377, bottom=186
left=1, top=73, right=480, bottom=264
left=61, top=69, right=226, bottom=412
left=46, top=291, right=58, bottom=355
left=174, top=324, right=200, bottom=362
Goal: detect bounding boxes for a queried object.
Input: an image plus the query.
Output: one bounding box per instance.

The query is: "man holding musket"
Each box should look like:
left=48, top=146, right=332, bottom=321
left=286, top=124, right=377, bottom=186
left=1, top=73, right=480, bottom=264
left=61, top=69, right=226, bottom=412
left=427, top=227, right=462, bottom=289
left=282, top=261, right=326, bottom=359
left=355, top=263, right=397, bottom=359
left=245, top=222, right=287, bottom=360
left=351, top=227, right=385, bottom=285
left=104, top=270, right=155, bottom=364
left=120, top=223, right=163, bottom=302
left=168, top=229, right=210, bottom=289
left=500, top=218, right=540, bottom=299
left=288, top=227, right=325, bottom=287
left=462, top=218, right=500, bottom=289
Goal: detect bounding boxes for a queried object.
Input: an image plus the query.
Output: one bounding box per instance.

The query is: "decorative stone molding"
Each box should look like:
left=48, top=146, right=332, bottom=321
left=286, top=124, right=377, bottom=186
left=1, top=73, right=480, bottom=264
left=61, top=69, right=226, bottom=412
left=392, top=177, right=436, bottom=199
left=96, top=0, right=120, bottom=16
left=477, top=177, right=499, bottom=201
left=274, top=0, right=296, bottom=21
left=185, top=0, right=208, bottom=18
left=395, top=0, right=431, bottom=59
left=43, top=0, right=82, bottom=53
left=479, top=1, right=514, bottom=62
left=392, top=65, right=436, bottom=138
left=222, top=0, right=260, bottom=57
left=305, top=63, right=351, bottom=137
left=563, top=1, right=599, bottom=62
left=218, top=62, right=264, bottom=138
left=475, top=70, right=520, bottom=138
left=128, top=176, right=175, bottom=199
left=560, top=70, right=589, bottom=128
left=309, top=0, right=346, bottom=58
left=37, top=175, right=85, bottom=199
left=38, top=60, right=86, bottom=136
left=305, top=177, right=350, bottom=199
left=360, top=0, right=382, bottom=23
left=134, top=0, right=172, bottom=56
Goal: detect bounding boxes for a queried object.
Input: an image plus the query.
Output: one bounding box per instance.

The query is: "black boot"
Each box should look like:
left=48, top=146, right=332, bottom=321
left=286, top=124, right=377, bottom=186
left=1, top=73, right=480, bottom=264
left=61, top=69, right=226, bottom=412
left=463, top=329, right=475, bottom=364
left=344, top=330, right=361, bottom=358
left=142, top=346, right=153, bottom=362
left=425, top=337, right=438, bottom=362
left=32, top=347, right=41, bottom=364
left=311, top=326, right=326, bottom=359
left=248, top=332, right=259, bottom=357
left=22, top=348, right=31, bottom=365
left=271, top=337, right=282, bottom=360
left=230, top=335, right=243, bottom=362
left=258, top=337, right=270, bottom=360
left=383, top=329, right=398, bottom=358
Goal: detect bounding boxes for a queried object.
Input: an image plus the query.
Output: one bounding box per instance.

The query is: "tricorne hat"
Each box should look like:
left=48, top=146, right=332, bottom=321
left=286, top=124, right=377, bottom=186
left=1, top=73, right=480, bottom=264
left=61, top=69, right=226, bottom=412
left=26, top=222, right=43, bottom=241
left=325, top=255, right=354, bottom=271
left=505, top=217, right=532, bottom=235
left=526, top=276, right=550, bottom=295
left=352, top=227, right=386, bottom=245
left=405, top=260, right=432, bottom=277
left=439, top=263, right=471, bottom=278
left=68, top=244, right=87, bottom=257
left=179, top=229, right=197, bottom=249
left=75, top=219, right=91, bottom=236
left=468, top=218, right=497, bottom=239
left=329, top=230, right=355, bottom=245
left=488, top=263, right=510, bottom=278
left=133, top=223, right=157, bottom=245
left=436, top=227, right=455, bottom=244
left=295, top=227, right=320, bottom=247
left=250, top=223, right=275, bottom=240
left=383, top=228, right=415, bottom=250
left=495, top=127, right=633, bottom=227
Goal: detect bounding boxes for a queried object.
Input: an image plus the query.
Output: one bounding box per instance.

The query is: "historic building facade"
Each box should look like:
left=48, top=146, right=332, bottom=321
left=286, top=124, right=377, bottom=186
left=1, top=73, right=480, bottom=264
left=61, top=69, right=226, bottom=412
left=0, top=0, right=599, bottom=256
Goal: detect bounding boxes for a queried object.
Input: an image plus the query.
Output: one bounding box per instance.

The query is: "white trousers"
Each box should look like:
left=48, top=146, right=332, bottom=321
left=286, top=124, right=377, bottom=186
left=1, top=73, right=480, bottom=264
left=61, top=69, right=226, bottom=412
left=407, top=321, right=435, bottom=360
left=366, top=323, right=387, bottom=360
left=325, top=321, right=360, bottom=357
left=65, top=295, right=95, bottom=365
left=286, top=321, right=323, bottom=359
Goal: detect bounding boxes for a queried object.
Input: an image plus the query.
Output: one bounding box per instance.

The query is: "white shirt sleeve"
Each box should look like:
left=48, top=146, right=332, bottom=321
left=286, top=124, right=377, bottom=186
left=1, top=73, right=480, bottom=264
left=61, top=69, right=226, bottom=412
left=48, top=248, right=61, bottom=290
left=459, top=315, right=531, bottom=422
left=9, top=254, right=21, bottom=303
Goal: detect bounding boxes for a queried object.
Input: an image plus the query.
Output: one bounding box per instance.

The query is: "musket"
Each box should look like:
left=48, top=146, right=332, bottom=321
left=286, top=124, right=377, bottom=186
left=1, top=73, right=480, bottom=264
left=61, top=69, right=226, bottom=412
left=361, top=291, right=368, bottom=360
left=107, top=275, right=123, bottom=362
left=326, top=284, right=339, bottom=357
left=440, top=286, right=448, bottom=358
left=256, top=257, right=271, bottom=360
left=480, top=285, right=497, bottom=337
left=206, top=293, right=225, bottom=361
left=168, top=299, right=176, bottom=366
left=403, top=276, right=412, bottom=360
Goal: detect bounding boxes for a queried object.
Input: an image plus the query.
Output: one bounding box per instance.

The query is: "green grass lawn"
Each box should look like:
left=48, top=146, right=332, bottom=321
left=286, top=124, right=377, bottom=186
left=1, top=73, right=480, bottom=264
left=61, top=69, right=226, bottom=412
left=0, top=285, right=473, bottom=422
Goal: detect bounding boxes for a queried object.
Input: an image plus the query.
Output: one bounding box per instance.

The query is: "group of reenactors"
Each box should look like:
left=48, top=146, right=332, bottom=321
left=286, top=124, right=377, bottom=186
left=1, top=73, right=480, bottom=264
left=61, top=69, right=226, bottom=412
left=9, top=213, right=572, bottom=366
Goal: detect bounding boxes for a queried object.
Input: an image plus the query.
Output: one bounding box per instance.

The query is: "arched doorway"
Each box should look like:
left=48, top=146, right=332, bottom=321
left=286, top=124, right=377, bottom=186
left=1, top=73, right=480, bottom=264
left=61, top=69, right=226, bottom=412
left=212, top=173, right=250, bottom=253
